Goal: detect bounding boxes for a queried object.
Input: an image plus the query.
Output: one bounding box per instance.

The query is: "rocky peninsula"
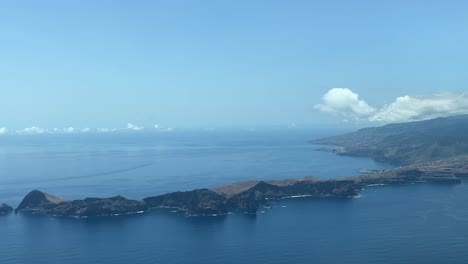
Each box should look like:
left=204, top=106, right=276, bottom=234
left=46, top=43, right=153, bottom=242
left=11, top=161, right=468, bottom=218
left=14, top=179, right=360, bottom=217
left=10, top=115, right=468, bottom=218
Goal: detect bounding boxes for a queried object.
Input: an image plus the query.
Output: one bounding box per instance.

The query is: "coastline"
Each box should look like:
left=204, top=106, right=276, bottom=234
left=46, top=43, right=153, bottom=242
left=2, top=155, right=467, bottom=218
left=5, top=115, right=468, bottom=219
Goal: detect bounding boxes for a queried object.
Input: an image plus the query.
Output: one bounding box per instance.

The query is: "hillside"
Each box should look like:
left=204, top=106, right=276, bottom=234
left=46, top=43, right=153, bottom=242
left=311, top=115, right=468, bottom=165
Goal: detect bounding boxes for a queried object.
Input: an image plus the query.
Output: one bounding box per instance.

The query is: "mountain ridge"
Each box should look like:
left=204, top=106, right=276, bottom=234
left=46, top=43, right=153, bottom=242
left=311, top=114, right=468, bottom=165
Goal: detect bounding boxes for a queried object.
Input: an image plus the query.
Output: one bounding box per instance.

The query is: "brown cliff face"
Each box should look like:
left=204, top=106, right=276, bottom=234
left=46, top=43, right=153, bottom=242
left=16, top=190, right=68, bottom=211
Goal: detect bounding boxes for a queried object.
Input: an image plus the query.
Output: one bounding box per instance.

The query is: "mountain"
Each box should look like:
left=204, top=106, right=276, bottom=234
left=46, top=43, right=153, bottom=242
left=17, top=190, right=148, bottom=217
left=311, top=114, right=468, bottom=165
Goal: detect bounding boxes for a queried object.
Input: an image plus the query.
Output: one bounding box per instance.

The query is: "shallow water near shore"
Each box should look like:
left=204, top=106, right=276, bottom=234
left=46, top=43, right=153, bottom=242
left=2, top=130, right=468, bottom=264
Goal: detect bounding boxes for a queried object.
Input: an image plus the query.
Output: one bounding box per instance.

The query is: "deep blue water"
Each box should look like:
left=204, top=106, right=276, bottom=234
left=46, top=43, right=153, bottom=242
left=1, top=130, right=467, bottom=263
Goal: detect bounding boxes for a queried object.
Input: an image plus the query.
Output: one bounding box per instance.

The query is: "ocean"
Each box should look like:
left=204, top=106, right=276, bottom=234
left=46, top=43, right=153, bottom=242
left=1, top=130, right=467, bottom=264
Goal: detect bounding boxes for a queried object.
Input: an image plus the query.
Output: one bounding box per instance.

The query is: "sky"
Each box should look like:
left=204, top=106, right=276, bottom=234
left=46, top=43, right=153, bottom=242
left=1, top=0, right=468, bottom=133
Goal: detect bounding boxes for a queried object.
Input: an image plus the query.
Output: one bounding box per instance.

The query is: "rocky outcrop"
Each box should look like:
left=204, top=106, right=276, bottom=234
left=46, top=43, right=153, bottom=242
left=17, top=190, right=68, bottom=212
left=143, top=189, right=228, bottom=215
left=226, top=182, right=272, bottom=214
left=47, top=196, right=148, bottom=217
left=17, top=190, right=148, bottom=217
left=0, top=203, right=13, bottom=215
left=142, top=179, right=362, bottom=215
left=224, top=179, right=361, bottom=213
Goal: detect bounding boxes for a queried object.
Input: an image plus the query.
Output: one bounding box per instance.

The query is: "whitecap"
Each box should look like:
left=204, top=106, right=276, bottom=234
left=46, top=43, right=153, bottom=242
left=282, top=194, right=313, bottom=199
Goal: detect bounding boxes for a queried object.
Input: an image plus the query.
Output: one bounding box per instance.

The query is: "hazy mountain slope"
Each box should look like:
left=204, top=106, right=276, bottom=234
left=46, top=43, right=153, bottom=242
left=311, top=115, right=468, bottom=165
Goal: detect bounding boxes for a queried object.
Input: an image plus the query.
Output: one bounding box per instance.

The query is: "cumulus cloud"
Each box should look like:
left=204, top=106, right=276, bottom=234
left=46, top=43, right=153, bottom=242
left=127, top=123, right=144, bottom=131
left=370, top=93, right=468, bottom=123
left=0, top=127, right=7, bottom=135
left=315, top=88, right=468, bottom=123
left=314, top=88, right=376, bottom=121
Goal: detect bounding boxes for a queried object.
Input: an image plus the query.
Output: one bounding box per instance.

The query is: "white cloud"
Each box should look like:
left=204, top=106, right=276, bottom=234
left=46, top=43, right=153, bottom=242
left=97, top=128, right=111, bottom=133
left=17, top=126, right=46, bottom=134
left=316, top=88, right=468, bottom=123
left=127, top=123, right=144, bottom=131
left=64, top=127, right=76, bottom=133
left=314, top=88, right=376, bottom=121
left=4, top=126, right=141, bottom=135
left=154, top=124, right=159, bottom=129
left=370, top=93, right=468, bottom=123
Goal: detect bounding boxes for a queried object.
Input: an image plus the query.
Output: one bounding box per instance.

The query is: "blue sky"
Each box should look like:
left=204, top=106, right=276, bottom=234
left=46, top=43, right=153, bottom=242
left=1, top=0, right=468, bottom=131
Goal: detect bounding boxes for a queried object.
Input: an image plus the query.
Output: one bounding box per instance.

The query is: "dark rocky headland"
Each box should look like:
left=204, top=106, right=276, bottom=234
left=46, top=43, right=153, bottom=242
left=16, top=190, right=148, bottom=218
left=0, top=203, right=13, bottom=215
left=10, top=115, right=468, bottom=218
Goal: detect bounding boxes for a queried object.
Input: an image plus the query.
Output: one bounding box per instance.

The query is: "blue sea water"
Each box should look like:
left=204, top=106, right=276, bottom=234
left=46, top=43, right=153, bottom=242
left=1, top=130, right=467, bottom=264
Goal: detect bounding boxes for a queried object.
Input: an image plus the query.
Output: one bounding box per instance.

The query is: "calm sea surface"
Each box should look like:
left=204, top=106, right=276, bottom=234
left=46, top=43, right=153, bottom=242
left=1, top=130, right=467, bottom=264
